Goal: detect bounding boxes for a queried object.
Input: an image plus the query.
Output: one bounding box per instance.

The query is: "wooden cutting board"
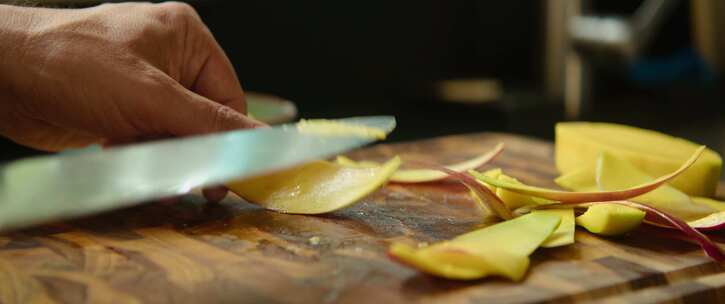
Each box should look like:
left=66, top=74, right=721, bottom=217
left=1, top=133, right=724, bottom=304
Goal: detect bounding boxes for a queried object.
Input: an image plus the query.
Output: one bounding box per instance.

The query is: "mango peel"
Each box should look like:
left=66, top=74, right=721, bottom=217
left=603, top=200, right=725, bottom=261
left=389, top=212, right=561, bottom=281
left=336, top=143, right=504, bottom=183
left=435, top=165, right=513, bottom=219
left=596, top=151, right=715, bottom=221
left=226, top=157, right=401, bottom=214
left=470, top=146, right=705, bottom=203
left=556, top=122, right=722, bottom=196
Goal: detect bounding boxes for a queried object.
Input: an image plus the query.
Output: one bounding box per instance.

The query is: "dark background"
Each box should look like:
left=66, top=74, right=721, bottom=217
left=1, top=0, right=723, bottom=162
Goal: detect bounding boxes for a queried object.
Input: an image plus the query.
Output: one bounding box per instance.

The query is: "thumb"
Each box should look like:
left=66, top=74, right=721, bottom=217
left=159, top=84, right=267, bottom=137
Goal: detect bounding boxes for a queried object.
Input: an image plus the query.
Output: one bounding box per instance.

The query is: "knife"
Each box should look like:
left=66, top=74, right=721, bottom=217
left=0, top=116, right=396, bottom=231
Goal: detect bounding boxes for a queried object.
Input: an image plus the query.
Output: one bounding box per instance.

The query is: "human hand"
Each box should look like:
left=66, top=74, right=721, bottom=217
left=0, top=2, right=265, bottom=202
left=0, top=2, right=264, bottom=151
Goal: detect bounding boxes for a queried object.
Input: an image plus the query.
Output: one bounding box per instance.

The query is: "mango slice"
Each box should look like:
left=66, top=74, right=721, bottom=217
left=472, top=169, right=554, bottom=210
left=453, top=170, right=514, bottom=220
left=479, top=168, right=502, bottom=192
left=389, top=212, right=561, bottom=281
left=554, top=165, right=598, bottom=192
left=336, top=143, right=504, bottom=183
left=555, top=122, right=722, bottom=196
left=297, top=119, right=387, bottom=139
left=226, top=157, right=401, bottom=214
left=470, top=146, right=704, bottom=203
left=602, top=200, right=725, bottom=260
left=493, top=174, right=550, bottom=210
left=596, top=152, right=715, bottom=221
left=575, top=204, right=645, bottom=236
left=687, top=212, right=725, bottom=231
left=335, top=156, right=380, bottom=168
left=648, top=197, right=725, bottom=230
left=535, top=209, right=575, bottom=247
left=693, top=197, right=725, bottom=212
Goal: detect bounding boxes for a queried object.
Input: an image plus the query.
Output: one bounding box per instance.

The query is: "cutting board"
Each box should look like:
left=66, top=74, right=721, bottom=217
left=1, top=133, right=724, bottom=304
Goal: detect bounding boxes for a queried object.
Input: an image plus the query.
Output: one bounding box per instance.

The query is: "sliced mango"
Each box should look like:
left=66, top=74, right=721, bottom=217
left=389, top=212, right=561, bottom=281
left=335, top=156, right=380, bottom=168
left=575, top=204, right=645, bottom=236
left=428, top=164, right=513, bottom=219
left=596, top=151, right=715, bottom=221
left=336, top=143, right=503, bottom=183
left=470, top=146, right=704, bottom=203
left=687, top=212, right=725, bottom=231
left=480, top=168, right=502, bottom=192
left=494, top=173, right=549, bottom=210
left=555, top=165, right=598, bottom=192
left=535, top=209, right=575, bottom=248
left=693, top=197, right=725, bottom=212
left=599, top=201, right=725, bottom=260
left=555, top=122, right=722, bottom=196
left=226, top=157, right=401, bottom=214
left=297, top=119, right=387, bottom=139
left=654, top=198, right=725, bottom=230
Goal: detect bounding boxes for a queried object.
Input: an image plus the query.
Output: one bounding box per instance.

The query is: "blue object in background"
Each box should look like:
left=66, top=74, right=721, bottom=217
left=629, top=48, right=716, bottom=88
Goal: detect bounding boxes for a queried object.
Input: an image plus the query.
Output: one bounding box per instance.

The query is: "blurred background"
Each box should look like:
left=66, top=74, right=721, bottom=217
left=1, top=0, right=724, bottom=162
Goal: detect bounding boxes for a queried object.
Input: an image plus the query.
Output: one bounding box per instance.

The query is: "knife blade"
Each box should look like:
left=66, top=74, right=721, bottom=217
left=0, top=116, right=395, bottom=231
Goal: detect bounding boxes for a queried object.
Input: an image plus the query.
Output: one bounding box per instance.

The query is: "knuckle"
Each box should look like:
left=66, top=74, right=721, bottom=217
left=147, top=2, right=200, bottom=49
left=156, top=2, right=198, bottom=21
left=212, top=106, right=237, bottom=131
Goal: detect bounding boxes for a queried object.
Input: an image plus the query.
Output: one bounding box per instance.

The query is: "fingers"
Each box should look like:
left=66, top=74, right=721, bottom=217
left=157, top=196, right=181, bottom=206
left=146, top=3, right=267, bottom=135
left=155, top=186, right=226, bottom=207
left=202, top=185, right=228, bottom=204
left=183, top=89, right=265, bottom=134
left=192, top=37, right=249, bottom=115
left=177, top=7, right=250, bottom=116
left=151, top=79, right=265, bottom=136
left=2, top=114, right=103, bottom=152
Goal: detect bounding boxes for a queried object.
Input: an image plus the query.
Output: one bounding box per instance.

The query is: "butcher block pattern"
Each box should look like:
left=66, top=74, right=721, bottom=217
left=1, top=133, right=724, bottom=303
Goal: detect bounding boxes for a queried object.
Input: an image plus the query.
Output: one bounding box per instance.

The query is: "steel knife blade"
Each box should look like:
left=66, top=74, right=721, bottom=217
left=0, top=116, right=395, bottom=231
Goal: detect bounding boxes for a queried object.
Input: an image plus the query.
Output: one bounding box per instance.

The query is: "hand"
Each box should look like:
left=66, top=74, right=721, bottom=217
left=0, top=2, right=265, bottom=202
left=0, top=2, right=264, bottom=151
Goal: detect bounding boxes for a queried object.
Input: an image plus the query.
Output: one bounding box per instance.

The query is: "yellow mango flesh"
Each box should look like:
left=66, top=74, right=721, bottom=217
left=297, top=119, right=387, bottom=139
left=226, top=157, right=401, bottom=214
left=389, top=212, right=560, bottom=281
left=555, top=165, right=598, bottom=192
left=335, top=156, right=380, bottom=168
left=480, top=168, right=502, bottom=192
left=470, top=169, right=556, bottom=211
left=555, top=122, right=722, bottom=197
left=335, top=144, right=503, bottom=183
left=494, top=174, right=547, bottom=210
left=576, top=204, right=645, bottom=236
left=693, top=197, right=725, bottom=212
left=535, top=209, right=575, bottom=248
left=596, top=152, right=715, bottom=221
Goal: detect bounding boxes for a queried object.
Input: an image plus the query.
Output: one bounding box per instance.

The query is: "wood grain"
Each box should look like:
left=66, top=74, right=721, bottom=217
left=1, top=133, right=723, bottom=303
